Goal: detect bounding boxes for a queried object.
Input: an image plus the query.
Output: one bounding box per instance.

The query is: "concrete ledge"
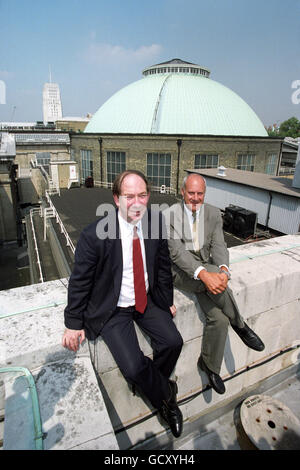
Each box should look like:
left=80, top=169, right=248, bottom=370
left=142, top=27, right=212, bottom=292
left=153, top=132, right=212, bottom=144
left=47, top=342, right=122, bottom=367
left=0, top=234, right=300, bottom=449
left=0, top=280, right=119, bottom=450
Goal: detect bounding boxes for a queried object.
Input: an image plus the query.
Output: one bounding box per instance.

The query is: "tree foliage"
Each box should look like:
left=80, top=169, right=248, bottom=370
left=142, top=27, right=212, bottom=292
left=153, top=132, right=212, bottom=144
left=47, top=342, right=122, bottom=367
left=266, top=117, right=300, bottom=138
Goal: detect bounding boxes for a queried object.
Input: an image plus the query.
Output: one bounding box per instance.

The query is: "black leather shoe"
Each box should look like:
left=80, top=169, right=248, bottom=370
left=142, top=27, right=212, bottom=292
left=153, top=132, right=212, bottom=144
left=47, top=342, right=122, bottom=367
left=231, top=323, right=265, bottom=351
left=159, top=380, right=183, bottom=438
left=197, top=356, right=225, bottom=394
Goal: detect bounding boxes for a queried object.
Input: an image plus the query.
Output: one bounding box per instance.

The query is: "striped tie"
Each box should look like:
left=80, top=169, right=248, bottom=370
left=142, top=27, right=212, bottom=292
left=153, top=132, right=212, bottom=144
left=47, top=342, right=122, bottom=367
left=192, top=211, right=200, bottom=252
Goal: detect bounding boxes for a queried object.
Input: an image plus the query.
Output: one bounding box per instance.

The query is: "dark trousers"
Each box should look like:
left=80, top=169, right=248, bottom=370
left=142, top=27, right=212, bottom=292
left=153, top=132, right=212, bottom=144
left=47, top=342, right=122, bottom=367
left=100, top=297, right=183, bottom=410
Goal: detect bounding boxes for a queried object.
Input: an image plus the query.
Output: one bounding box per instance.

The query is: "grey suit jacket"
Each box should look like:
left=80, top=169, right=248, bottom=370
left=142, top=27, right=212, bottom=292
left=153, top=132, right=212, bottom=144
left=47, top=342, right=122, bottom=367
left=163, top=202, right=229, bottom=278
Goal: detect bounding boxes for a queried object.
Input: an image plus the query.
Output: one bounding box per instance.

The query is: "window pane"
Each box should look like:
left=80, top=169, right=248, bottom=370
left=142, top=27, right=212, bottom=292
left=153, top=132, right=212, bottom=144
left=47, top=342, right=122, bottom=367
left=81, top=150, right=93, bottom=179
left=194, top=153, right=219, bottom=169
left=107, top=151, right=126, bottom=183
left=237, top=154, right=255, bottom=172
left=146, top=153, right=172, bottom=187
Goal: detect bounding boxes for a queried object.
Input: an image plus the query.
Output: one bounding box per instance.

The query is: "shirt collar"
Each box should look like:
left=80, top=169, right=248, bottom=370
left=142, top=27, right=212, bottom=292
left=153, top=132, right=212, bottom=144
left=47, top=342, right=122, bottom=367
left=118, top=212, right=143, bottom=234
left=184, top=203, right=203, bottom=221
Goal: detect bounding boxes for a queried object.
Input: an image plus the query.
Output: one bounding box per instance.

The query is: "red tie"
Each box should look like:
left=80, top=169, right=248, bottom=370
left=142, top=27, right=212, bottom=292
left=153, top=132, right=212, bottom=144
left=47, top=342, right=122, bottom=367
left=133, top=226, right=147, bottom=313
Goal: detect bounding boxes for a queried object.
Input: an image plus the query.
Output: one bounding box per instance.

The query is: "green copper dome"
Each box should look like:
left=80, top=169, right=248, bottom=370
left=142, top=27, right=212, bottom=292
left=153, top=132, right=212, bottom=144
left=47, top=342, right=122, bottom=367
left=85, top=59, right=267, bottom=136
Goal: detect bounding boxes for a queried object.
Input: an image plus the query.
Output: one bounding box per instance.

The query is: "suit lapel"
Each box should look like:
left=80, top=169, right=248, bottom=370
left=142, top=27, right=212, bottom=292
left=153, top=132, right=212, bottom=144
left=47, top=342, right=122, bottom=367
left=177, top=201, right=193, bottom=250
left=203, top=204, right=209, bottom=245
left=107, top=211, right=123, bottom=299
left=142, top=210, right=152, bottom=277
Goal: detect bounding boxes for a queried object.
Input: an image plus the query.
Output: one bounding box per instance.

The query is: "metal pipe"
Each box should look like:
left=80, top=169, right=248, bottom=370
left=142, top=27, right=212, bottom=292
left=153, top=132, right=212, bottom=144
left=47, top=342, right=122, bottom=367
left=98, top=137, right=103, bottom=182
left=0, top=366, right=44, bottom=450
left=230, top=242, right=300, bottom=263
left=0, top=300, right=66, bottom=319
left=176, top=139, right=182, bottom=193
left=264, top=191, right=273, bottom=230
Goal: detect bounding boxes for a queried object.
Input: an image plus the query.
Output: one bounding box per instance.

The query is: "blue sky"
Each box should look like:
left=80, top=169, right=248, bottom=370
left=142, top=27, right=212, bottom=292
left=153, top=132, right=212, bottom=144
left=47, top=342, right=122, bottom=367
left=0, top=0, right=299, bottom=126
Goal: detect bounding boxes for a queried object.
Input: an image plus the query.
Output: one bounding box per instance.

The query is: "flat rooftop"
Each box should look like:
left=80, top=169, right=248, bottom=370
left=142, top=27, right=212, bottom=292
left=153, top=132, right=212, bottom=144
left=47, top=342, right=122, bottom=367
left=188, top=168, right=300, bottom=199
left=50, top=187, right=180, bottom=246
left=0, top=187, right=249, bottom=292
left=50, top=187, right=253, bottom=251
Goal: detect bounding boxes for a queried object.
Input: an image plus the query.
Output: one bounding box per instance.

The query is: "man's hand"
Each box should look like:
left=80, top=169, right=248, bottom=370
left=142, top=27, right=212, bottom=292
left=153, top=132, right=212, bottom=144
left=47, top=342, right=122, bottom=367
left=62, top=328, right=86, bottom=352
left=169, top=304, right=177, bottom=317
left=198, top=270, right=228, bottom=295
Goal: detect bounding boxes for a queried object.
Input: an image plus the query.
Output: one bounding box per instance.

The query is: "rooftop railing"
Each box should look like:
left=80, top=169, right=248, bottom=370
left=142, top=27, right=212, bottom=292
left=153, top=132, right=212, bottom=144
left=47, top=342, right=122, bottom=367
left=29, top=208, right=44, bottom=283
left=44, top=191, right=75, bottom=254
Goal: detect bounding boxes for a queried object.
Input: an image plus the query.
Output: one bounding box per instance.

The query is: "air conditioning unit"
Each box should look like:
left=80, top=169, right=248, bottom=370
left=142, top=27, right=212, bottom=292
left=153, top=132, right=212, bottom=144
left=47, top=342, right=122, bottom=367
left=223, top=205, right=244, bottom=233
left=233, top=209, right=257, bottom=239
left=223, top=205, right=257, bottom=239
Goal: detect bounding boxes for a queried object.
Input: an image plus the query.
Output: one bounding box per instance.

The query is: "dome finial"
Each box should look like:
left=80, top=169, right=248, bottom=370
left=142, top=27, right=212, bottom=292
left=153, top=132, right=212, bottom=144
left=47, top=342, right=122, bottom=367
left=142, top=58, right=210, bottom=78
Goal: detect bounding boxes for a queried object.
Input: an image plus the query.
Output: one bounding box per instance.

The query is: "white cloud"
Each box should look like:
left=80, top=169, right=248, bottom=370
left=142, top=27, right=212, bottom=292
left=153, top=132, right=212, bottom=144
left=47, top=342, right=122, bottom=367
left=85, top=42, right=163, bottom=66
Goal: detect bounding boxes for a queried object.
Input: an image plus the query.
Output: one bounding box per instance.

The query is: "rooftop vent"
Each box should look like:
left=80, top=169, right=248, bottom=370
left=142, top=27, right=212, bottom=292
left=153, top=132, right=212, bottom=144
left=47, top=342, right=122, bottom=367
left=217, top=166, right=227, bottom=177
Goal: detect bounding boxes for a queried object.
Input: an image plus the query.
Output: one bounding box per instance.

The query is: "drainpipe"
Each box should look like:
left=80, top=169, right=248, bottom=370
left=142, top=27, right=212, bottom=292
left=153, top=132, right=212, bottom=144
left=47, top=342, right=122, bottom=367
left=98, top=137, right=103, bottom=183
left=176, top=139, right=182, bottom=194
left=264, top=192, right=273, bottom=230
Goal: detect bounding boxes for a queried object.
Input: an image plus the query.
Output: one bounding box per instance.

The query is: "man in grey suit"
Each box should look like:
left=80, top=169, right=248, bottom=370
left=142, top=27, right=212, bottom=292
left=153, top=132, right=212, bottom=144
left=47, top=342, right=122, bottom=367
left=164, top=173, right=264, bottom=394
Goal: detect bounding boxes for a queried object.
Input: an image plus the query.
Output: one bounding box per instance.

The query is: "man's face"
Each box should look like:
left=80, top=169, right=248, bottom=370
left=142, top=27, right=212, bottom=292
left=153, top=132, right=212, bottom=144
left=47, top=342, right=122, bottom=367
left=113, top=174, right=150, bottom=223
left=181, top=175, right=206, bottom=212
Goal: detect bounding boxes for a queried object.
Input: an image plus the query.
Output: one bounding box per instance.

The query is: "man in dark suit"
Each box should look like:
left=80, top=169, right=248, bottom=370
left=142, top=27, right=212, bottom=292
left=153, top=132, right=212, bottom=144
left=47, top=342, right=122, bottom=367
left=164, top=173, right=264, bottom=395
left=62, top=170, right=183, bottom=438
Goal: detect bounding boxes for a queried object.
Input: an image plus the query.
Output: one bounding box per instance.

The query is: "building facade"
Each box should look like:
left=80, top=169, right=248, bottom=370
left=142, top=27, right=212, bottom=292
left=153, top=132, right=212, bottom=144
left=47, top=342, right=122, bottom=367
left=0, top=133, right=17, bottom=241
left=70, top=132, right=282, bottom=193
left=73, top=59, right=282, bottom=191
left=43, top=82, right=63, bottom=124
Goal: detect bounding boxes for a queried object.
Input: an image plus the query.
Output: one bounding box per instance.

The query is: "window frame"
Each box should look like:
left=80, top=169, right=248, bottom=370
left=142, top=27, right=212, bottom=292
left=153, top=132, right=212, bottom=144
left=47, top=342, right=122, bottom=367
left=237, top=153, right=255, bottom=172
left=146, top=152, right=172, bottom=188
left=106, top=151, right=126, bottom=183
left=194, top=153, right=219, bottom=169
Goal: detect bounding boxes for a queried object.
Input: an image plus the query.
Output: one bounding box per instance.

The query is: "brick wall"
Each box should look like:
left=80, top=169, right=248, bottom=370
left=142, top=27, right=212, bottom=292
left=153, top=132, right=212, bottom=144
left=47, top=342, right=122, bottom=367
left=71, top=134, right=282, bottom=192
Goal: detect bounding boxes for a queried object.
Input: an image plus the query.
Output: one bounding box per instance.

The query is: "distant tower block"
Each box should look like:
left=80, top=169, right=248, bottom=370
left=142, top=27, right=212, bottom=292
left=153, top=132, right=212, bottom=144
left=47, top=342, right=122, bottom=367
left=43, top=81, right=63, bottom=124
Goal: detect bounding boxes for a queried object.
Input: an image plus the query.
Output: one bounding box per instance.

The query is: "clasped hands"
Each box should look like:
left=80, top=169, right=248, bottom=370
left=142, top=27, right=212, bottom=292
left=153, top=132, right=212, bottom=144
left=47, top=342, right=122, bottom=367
left=198, top=269, right=229, bottom=295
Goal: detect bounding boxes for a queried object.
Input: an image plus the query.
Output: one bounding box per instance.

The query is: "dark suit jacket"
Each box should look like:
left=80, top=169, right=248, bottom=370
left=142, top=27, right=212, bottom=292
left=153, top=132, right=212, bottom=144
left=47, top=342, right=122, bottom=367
left=64, top=209, right=173, bottom=340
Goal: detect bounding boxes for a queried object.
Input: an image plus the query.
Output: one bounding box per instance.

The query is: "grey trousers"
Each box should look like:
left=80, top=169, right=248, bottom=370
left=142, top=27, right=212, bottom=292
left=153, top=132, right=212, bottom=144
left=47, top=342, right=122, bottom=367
left=172, top=263, right=244, bottom=374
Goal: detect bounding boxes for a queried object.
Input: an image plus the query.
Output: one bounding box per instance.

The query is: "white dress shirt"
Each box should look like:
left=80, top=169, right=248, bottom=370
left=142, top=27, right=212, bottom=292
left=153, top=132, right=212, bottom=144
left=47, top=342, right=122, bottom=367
left=117, top=213, right=149, bottom=307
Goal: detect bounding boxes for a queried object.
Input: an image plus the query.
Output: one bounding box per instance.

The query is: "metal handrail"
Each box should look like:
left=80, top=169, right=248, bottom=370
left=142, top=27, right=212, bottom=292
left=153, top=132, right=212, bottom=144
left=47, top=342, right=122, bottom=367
left=45, top=192, right=75, bottom=254
left=80, top=178, right=176, bottom=194
left=29, top=209, right=44, bottom=283
left=151, top=184, right=177, bottom=195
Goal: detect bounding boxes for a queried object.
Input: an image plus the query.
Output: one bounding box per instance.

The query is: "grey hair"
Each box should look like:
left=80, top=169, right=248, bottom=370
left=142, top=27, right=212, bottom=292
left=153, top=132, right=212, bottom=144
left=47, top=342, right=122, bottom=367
left=181, top=173, right=207, bottom=190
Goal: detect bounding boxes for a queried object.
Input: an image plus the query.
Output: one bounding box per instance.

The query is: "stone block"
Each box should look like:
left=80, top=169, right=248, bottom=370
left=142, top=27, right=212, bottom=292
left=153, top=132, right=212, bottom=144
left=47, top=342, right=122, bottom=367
left=34, top=357, right=118, bottom=450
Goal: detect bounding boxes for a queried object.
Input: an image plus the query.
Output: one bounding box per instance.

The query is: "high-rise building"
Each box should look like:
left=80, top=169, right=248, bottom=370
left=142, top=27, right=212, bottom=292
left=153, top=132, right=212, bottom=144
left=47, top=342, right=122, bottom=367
left=43, top=81, right=63, bottom=124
